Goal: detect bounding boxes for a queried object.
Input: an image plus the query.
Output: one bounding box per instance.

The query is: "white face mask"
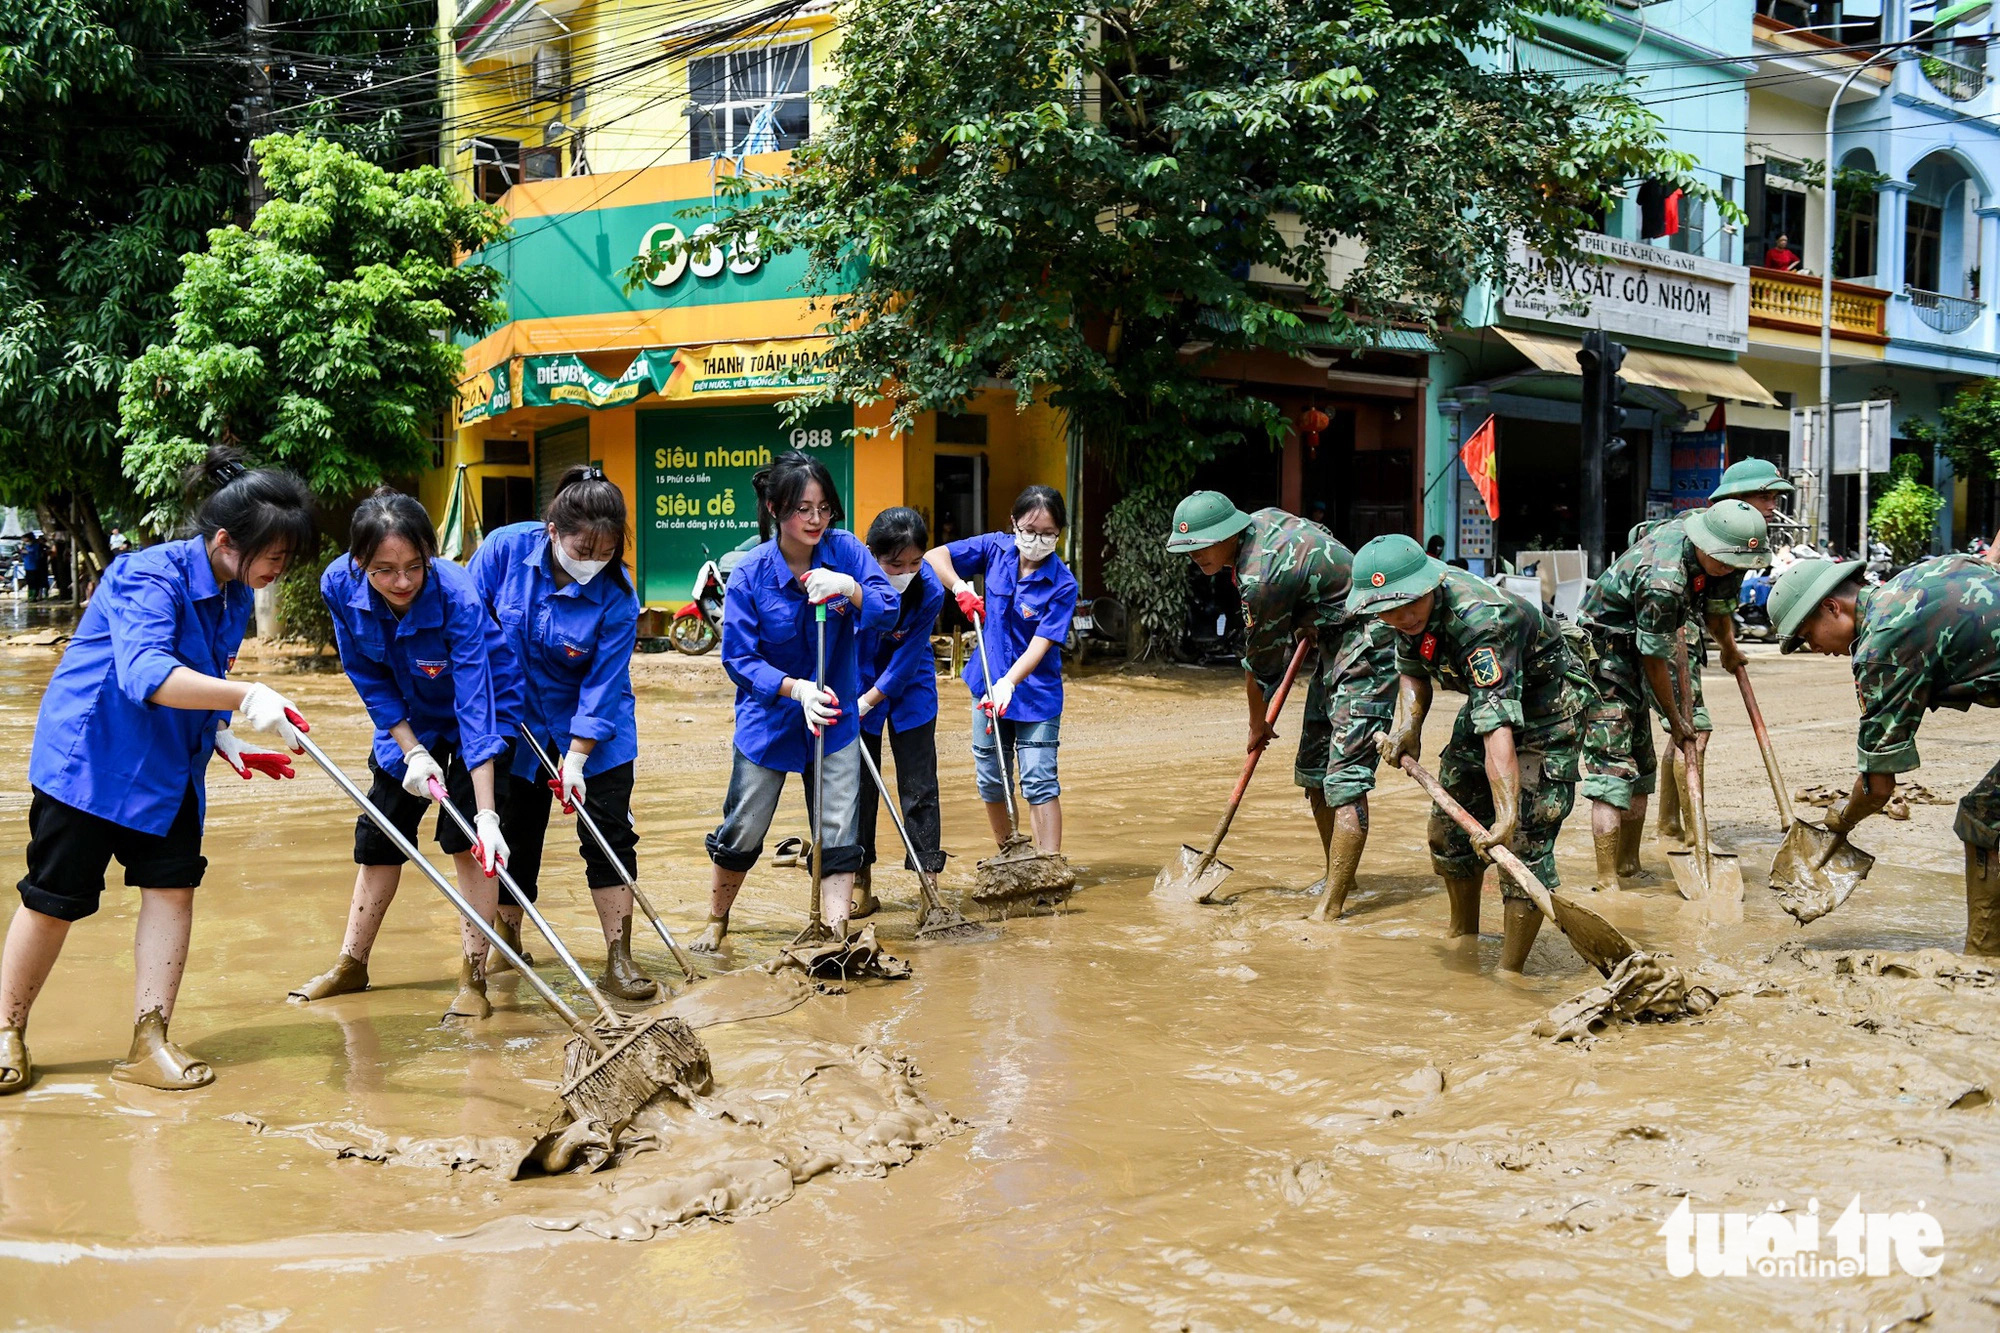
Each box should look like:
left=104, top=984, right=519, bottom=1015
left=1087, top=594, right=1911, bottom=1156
left=551, top=530, right=609, bottom=585
left=888, top=570, right=919, bottom=593
left=1015, top=531, right=1059, bottom=562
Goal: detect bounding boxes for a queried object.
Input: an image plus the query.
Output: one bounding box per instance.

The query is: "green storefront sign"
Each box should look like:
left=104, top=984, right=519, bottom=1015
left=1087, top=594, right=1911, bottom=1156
left=636, top=403, right=855, bottom=607
left=520, top=350, right=678, bottom=410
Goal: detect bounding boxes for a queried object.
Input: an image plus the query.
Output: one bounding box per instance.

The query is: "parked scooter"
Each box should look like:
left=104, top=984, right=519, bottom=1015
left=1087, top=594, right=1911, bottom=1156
left=669, top=536, right=757, bottom=656
left=1734, top=569, right=1774, bottom=641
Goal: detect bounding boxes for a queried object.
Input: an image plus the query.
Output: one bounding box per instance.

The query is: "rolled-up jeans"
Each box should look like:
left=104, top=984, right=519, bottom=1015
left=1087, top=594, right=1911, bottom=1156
left=705, top=741, right=865, bottom=874
left=971, top=703, right=1061, bottom=806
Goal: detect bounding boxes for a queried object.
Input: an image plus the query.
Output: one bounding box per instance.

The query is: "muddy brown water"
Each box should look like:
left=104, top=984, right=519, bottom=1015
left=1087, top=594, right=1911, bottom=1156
left=2, top=643, right=1997, bottom=1328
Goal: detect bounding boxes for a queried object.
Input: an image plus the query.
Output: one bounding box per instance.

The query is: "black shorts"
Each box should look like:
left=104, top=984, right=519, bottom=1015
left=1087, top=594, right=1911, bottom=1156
left=353, top=744, right=480, bottom=866
left=17, top=785, right=206, bottom=922
left=497, top=760, right=637, bottom=906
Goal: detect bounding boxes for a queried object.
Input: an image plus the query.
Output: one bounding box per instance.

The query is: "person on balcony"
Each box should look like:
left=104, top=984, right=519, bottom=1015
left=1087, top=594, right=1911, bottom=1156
left=1764, top=234, right=1803, bottom=272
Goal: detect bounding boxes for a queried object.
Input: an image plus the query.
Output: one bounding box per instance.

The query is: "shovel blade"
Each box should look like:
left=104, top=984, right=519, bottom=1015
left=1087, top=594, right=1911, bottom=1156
left=973, top=834, right=1077, bottom=910
left=1151, top=844, right=1233, bottom=902
left=1769, top=819, right=1876, bottom=924
left=1547, top=893, right=1638, bottom=976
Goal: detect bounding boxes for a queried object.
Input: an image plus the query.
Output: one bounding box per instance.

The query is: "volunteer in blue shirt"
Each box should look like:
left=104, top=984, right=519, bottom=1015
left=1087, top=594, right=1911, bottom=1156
left=289, top=490, right=522, bottom=1023
left=469, top=466, right=654, bottom=1002
left=926, top=485, right=1078, bottom=854
left=2, top=450, right=315, bottom=1096
left=852, top=507, right=948, bottom=918
left=695, top=451, right=897, bottom=954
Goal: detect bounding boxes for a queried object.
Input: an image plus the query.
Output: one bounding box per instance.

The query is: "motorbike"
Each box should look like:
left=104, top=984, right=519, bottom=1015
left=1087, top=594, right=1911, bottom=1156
left=1734, top=569, right=1774, bottom=641
left=669, top=536, right=757, bottom=656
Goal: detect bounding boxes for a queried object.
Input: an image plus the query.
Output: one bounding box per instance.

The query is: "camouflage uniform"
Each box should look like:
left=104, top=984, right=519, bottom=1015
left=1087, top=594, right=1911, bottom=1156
left=1235, top=508, right=1398, bottom=809
left=1627, top=513, right=1739, bottom=728
left=1393, top=566, right=1592, bottom=893
left=1578, top=522, right=1717, bottom=807
left=1848, top=554, right=2000, bottom=848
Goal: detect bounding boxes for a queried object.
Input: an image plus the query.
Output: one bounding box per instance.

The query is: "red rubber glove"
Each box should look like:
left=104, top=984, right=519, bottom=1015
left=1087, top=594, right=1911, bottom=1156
left=213, top=726, right=297, bottom=780
left=953, top=580, right=984, bottom=620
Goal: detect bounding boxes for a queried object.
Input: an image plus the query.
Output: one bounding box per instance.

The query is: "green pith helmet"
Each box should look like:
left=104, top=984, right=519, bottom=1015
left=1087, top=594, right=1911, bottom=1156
left=1770, top=557, right=1865, bottom=653
left=1346, top=533, right=1446, bottom=616
left=1165, top=490, right=1255, bottom=553
left=1710, top=457, right=1795, bottom=501
left=1684, top=499, right=1773, bottom=570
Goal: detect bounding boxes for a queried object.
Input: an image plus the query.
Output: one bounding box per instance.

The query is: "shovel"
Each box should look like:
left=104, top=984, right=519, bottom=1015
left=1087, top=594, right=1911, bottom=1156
left=294, top=727, right=708, bottom=1128
left=969, top=611, right=1076, bottom=910
left=1664, top=635, right=1744, bottom=904
left=1153, top=636, right=1312, bottom=903
left=791, top=600, right=837, bottom=948
left=515, top=728, right=700, bottom=985
left=855, top=735, right=996, bottom=942
left=1733, top=665, right=1793, bottom=831
left=1769, top=819, right=1877, bottom=924
left=1399, top=755, right=1638, bottom=977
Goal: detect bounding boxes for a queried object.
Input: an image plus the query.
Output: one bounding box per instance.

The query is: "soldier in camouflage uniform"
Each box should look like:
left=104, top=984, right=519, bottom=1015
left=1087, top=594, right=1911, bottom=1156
left=1630, top=460, right=1796, bottom=839
left=1349, top=534, right=1592, bottom=972
left=1771, top=553, right=2000, bottom=955
left=1166, top=492, right=1397, bottom=915
left=1579, top=499, right=1770, bottom=890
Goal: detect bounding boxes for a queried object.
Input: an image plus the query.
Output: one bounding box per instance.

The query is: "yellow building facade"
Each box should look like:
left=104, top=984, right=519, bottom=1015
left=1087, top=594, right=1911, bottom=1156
left=431, top=0, right=1070, bottom=608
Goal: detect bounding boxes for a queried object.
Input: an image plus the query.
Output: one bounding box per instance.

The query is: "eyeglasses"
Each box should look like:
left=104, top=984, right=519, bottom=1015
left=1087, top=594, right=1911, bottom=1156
left=1015, top=525, right=1059, bottom=540
left=788, top=503, right=834, bottom=521
left=367, top=559, right=426, bottom=586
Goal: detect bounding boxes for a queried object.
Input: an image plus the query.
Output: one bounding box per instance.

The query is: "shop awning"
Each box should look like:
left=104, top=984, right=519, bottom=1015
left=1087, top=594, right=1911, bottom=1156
left=1495, top=327, right=1778, bottom=407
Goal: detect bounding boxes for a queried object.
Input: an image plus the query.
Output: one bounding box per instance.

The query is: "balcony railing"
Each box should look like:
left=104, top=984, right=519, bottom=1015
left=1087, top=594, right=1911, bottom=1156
left=1906, top=287, right=1986, bottom=334
left=1920, top=52, right=1986, bottom=102
left=1748, top=266, right=1888, bottom=342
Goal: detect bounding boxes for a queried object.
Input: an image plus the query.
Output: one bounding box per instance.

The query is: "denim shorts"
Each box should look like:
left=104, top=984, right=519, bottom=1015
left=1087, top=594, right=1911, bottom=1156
left=970, top=703, right=1060, bottom=805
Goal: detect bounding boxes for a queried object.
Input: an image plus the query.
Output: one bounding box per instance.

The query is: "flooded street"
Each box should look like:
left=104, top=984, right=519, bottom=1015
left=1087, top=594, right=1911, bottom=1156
left=3, top=638, right=1997, bottom=1328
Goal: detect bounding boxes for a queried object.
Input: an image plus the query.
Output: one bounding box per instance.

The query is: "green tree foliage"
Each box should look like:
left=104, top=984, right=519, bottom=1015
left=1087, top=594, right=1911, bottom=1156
left=275, top=533, right=340, bottom=651
left=0, top=0, right=244, bottom=568
left=1101, top=487, right=1188, bottom=658
left=682, top=0, right=1705, bottom=492
left=1909, top=378, right=2000, bottom=485
left=1870, top=453, right=1944, bottom=566
left=120, top=134, right=509, bottom=518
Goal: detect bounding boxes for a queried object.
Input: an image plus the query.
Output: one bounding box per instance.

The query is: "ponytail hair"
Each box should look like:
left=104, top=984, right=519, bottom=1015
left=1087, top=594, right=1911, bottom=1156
left=751, top=450, right=843, bottom=540
left=186, top=446, right=317, bottom=574
left=545, top=464, right=631, bottom=590
left=348, top=487, right=437, bottom=568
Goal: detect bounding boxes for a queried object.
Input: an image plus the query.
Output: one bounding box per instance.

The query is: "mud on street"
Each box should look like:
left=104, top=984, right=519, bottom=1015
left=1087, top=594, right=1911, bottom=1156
left=2, top=641, right=1997, bottom=1329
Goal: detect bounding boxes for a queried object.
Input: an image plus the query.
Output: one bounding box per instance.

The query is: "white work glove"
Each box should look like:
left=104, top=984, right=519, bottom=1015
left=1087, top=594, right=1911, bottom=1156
left=802, top=568, right=859, bottom=605
left=473, top=809, right=509, bottom=878
left=400, top=744, right=446, bottom=800
left=212, top=726, right=296, bottom=781
left=786, top=676, right=841, bottom=734
left=857, top=693, right=877, bottom=718
left=237, top=682, right=307, bottom=752
left=556, top=746, right=589, bottom=812
left=982, top=677, right=1016, bottom=718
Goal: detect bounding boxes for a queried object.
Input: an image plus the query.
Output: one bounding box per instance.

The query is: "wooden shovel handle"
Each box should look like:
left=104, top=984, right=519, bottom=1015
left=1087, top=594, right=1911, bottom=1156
left=1732, top=665, right=1794, bottom=827
left=1398, top=756, right=1557, bottom=920
left=1202, top=636, right=1315, bottom=858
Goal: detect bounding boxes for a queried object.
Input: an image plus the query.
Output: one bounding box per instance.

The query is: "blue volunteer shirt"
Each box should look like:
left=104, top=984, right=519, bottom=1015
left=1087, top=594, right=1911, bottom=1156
left=860, top=562, right=945, bottom=736
left=322, top=552, right=523, bottom=778
left=469, top=522, right=639, bottom=782
left=30, top=537, right=253, bottom=834
left=722, top=527, right=897, bottom=772
left=946, top=531, right=1078, bottom=723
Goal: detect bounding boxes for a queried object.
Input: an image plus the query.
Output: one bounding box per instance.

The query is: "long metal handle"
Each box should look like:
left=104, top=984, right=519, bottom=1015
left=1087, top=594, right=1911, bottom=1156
left=425, top=777, right=616, bottom=1020
left=293, top=730, right=605, bottom=1053
left=855, top=729, right=948, bottom=914
left=970, top=611, right=1022, bottom=834
left=1202, top=636, right=1313, bottom=863
left=516, top=728, right=699, bottom=983
left=1732, top=665, right=1794, bottom=828
left=808, top=602, right=828, bottom=926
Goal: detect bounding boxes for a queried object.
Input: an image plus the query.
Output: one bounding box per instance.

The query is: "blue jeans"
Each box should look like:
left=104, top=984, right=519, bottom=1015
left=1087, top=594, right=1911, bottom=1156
left=971, top=704, right=1061, bottom=806
left=705, top=742, right=864, bottom=874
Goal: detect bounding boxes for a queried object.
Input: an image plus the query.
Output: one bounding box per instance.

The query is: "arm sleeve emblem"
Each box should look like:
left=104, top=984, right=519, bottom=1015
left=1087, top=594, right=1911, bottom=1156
left=1468, top=646, right=1502, bottom=688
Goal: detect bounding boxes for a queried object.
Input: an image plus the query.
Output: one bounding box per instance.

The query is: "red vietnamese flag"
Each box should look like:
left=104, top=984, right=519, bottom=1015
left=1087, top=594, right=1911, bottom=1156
left=1460, top=415, right=1499, bottom=521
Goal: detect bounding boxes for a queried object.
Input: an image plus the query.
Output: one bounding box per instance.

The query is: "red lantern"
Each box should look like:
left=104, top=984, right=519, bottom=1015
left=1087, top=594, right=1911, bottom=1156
left=1299, top=407, right=1331, bottom=460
